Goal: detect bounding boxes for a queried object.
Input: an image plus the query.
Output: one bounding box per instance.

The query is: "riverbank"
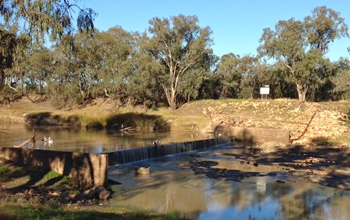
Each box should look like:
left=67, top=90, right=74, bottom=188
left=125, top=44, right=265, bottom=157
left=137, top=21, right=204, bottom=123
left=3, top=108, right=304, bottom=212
left=0, top=158, right=186, bottom=220
left=2, top=141, right=350, bottom=220
left=1, top=97, right=350, bottom=219
left=1, top=97, right=350, bottom=145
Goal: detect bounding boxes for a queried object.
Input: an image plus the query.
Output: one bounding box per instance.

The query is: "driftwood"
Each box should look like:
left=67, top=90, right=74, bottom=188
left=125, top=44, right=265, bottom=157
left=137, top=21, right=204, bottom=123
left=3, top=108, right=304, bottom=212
left=26, top=94, right=47, bottom=103
left=120, top=126, right=134, bottom=132
left=14, top=135, right=36, bottom=148
left=14, top=129, right=36, bottom=148
left=289, top=112, right=317, bottom=144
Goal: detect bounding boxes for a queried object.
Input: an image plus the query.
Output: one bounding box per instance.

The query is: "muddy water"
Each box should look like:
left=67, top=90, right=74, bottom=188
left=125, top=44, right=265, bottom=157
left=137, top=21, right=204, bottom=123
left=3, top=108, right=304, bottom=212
left=107, top=145, right=350, bottom=220
left=0, top=124, right=212, bottom=152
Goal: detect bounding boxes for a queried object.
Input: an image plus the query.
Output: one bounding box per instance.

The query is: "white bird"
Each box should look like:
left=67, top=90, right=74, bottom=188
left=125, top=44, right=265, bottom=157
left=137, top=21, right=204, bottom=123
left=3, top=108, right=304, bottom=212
left=42, top=137, right=54, bottom=144
left=153, top=140, right=161, bottom=147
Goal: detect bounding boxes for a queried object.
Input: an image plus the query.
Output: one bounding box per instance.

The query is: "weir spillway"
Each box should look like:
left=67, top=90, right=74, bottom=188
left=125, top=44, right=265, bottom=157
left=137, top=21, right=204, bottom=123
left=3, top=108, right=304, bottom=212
left=0, top=137, right=234, bottom=187
left=106, top=137, right=233, bottom=166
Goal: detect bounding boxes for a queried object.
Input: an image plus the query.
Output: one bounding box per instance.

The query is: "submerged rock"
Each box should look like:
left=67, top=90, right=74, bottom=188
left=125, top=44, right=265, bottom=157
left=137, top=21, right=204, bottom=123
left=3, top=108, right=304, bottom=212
left=135, top=166, right=151, bottom=174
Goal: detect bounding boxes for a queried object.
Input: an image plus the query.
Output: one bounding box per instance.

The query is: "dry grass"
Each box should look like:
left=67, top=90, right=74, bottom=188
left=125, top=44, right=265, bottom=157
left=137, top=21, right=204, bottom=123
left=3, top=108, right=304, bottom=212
left=1, top=97, right=350, bottom=138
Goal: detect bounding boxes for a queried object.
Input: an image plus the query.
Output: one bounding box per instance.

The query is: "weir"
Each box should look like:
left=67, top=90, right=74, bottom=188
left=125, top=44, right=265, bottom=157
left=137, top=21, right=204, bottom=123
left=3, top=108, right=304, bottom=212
left=0, top=137, right=233, bottom=186
left=106, top=137, right=233, bottom=165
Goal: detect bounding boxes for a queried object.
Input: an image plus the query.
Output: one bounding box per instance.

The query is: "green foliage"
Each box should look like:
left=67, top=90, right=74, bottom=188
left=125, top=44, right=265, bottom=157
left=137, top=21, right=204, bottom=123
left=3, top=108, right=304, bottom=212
left=106, top=113, right=170, bottom=131
left=238, top=87, right=253, bottom=99
left=215, top=53, right=258, bottom=99
left=0, top=163, right=10, bottom=175
left=1, top=5, right=350, bottom=107
left=258, top=6, right=349, bottom=102
left=0, top=202, right=186, bottom=220
left=145, top=14, right=216, bottom=110
left=0, top=0, right=97, bottom=42
left=43, top=170, right=62, bottom=181
left=331, top=58, right=350, bottom=100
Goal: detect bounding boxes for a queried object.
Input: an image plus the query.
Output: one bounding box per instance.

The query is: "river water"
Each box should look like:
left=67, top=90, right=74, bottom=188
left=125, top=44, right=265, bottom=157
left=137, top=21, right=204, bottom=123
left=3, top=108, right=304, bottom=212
left=0, top=124, right=212, bottom=152
left=107, top=145, right=350, bottom=220
left=1, top=124, right=350, bottom=219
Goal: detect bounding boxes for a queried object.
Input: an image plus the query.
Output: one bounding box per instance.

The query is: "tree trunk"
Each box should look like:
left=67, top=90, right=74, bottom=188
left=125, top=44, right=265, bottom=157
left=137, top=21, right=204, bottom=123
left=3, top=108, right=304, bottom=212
left=296, top=83, right=308, bottom=102
left=169, top=90, right=177, bottom=111
left=0, top=70, right=4, bottom=91
left=163, top=81, right=178, bottom=111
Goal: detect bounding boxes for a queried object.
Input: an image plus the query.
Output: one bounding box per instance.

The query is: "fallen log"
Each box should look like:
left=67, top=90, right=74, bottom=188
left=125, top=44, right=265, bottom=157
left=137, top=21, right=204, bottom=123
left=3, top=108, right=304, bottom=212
left=14, top=135, right=36, bottom=148
left=120, top=126, right=134, bottom=131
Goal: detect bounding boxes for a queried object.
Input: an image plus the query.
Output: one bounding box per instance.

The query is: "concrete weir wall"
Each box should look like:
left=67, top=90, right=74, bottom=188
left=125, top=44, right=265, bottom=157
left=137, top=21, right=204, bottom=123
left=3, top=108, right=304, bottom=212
left=0, top=147, right=108, bottom=187
left=106, top=138, right=230, bottom=165
left=0, top=128, right=289, bottom=187
left=0, top=138, right=231, bottom=186
left=0, top=126, right=290, bottom=187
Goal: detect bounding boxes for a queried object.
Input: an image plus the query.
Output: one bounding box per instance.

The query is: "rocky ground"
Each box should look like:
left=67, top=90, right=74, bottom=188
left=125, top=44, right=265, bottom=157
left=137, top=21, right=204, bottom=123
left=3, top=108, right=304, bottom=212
left=187, top=142, right=350, bottom=190
left=202, top=99, right=349, bottom=145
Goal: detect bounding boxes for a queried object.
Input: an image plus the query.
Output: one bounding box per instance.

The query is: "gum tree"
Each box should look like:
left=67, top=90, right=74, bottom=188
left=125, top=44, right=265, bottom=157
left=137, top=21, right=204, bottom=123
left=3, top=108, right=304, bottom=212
left=258, top=6, right=348, bottom=102
left=144, top=14, right=215, bottom=110
left=0, top=0, right=96, bottom=96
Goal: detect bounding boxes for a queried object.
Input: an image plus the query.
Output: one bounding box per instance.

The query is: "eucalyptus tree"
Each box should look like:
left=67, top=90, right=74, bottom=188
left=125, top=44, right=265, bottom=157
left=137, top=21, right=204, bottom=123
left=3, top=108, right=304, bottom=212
left=144, top=14, right=215, bottom=110
left=26, top=48, right=55, bottom=94
left=331, top=58, right=350, bottom=99
left=258, top=6, right=348, bottom=102
left=0, top=27, right=18, bottom=92
left=127, top=52, right=164, bottom=109
left=177, top=51, right=217, bottom=103
left=177, top=68, right=204, bottom=103
left=0, top=0, right=96, bottom=41
left=215, top=53, right=258, bottom=99
left=47, top=35, right=84, bottom=107
left=215, top=53, right=242, bottom=98
left=71, top=31, right=104, bottom=101
left=0, top=0, right=96, bottom=100
left=98, top=27, right=135, bottom=102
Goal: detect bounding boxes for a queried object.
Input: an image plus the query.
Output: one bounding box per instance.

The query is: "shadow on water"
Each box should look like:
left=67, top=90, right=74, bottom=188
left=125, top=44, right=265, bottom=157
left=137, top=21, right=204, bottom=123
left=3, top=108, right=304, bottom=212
left=106, top=113, right=170, bottom=132
left=25, top=112, right=170, bottom=132
left=25, top=112, right=81, bottom=127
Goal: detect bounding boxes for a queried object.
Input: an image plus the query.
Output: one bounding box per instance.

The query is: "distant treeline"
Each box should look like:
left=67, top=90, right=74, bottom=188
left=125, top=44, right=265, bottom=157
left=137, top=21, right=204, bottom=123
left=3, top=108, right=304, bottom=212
left=1, top=3, right=350, bottom=109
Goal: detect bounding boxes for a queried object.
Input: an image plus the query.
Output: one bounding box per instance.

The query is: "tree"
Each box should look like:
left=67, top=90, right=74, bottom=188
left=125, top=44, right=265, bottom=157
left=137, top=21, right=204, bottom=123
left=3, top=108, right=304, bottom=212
left=215, top=53, right=241, bottom=98
left=331, top=58, right=350, bottom=99
left=305, top=6, right=349, bottom=55
left=0, top=0, right=96, bottom=42
left=144, top=14, right=215, bottom=110
left=27, top=48, right=54, bottom=93
left=258, top=6, right=348, bottom=102
left=0, top=0, right=96, bottom=101
left=98, top=27, right=135, bottom=102
left=215, top=53, right=257, bottom=99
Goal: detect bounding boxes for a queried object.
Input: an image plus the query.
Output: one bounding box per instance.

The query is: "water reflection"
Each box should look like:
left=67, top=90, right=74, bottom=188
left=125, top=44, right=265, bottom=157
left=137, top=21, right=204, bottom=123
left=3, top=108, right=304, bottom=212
left=108, top=147, right=350, bottom=220
left=0, top=124, right=212, bottom=153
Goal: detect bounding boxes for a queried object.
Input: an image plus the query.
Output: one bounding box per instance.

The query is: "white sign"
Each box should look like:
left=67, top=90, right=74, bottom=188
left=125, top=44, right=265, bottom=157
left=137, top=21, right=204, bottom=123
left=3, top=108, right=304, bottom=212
left=260, top=87, right=270, bottom=95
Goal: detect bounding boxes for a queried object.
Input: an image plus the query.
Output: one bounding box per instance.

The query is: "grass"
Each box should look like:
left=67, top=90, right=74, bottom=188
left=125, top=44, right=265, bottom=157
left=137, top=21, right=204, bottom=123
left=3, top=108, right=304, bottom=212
left=0, top=199, right=187, bottom=220
left=0, top=162, right=188, bottom=220
left=0, top=163, right=10, bottom=175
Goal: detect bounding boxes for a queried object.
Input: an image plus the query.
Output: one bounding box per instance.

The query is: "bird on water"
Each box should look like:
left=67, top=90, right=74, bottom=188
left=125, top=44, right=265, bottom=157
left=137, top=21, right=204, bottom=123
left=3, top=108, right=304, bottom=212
left=153, top=140, right=161, bottom=147
left=42, top=137, right=54, bottom=144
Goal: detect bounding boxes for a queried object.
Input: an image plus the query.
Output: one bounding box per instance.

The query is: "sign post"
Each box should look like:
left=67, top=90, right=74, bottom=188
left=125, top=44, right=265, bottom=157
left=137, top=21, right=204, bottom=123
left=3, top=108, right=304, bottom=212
left=260, top=85, right=270, bottom=99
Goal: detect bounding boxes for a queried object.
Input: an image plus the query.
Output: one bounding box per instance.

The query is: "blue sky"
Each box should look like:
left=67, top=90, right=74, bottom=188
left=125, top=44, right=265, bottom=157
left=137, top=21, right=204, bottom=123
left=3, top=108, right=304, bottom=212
left=81, top=0, right=350, bottom=61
